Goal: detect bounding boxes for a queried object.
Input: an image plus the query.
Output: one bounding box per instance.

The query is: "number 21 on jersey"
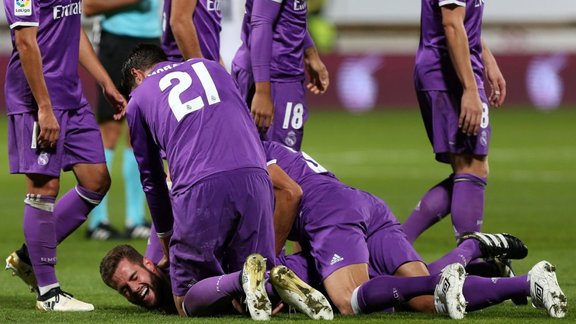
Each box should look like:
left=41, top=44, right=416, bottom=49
left=158, top=62, right=221, bottom=122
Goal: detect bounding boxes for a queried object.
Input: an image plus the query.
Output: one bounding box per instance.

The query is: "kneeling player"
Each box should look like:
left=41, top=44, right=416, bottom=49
left=263, top=141, right=567, bottom=319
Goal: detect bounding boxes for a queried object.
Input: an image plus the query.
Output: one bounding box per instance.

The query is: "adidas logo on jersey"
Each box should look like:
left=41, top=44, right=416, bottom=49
left=330, top=254, right=344, bottom=265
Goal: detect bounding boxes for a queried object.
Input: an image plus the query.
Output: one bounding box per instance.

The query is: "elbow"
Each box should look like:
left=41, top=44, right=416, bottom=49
left=285, top=185, right=303, bottom=205
left=14, top=35, right=35, bottom=54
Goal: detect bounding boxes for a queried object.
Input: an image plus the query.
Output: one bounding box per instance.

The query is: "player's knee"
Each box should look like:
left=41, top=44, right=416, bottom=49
left=86, top=169, right=111, bottom=194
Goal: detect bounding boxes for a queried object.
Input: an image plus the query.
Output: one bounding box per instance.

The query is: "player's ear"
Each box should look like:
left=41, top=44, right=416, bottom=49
left=131, top=68, right=144, bottom=85
left=142, top=257, right=155, bottom=271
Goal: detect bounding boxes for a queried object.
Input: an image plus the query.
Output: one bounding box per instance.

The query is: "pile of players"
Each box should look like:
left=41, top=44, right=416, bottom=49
left=3, top=0, right=567, bottom=320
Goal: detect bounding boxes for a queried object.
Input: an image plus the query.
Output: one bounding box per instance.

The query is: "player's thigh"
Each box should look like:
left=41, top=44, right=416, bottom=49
left=368, top=224, right=424, bottom=277
left=64, top=105, right=109, bottom=192
left=7, top=112, right=67, bottom=179
left=323, top=263, right=370, bottom=315
left=223, top=169, right=276, bottom=270
left=450, top=153, right=489, bottom=177
left=268, top=81, right=307, bottom=150
left=169, top=170, right=270, bottom=296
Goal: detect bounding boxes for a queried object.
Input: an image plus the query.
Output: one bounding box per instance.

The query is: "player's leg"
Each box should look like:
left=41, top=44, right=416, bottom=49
left=463, top=260, right=566, bottom=318
left=86, top=120, right=121, bottom=239
left=87, top=30, right=127, bottom=239
left=403, top=91, right=454, bottom=242
left=401, top=175, right=452, bottom=243
left=266, top=81, right=307, bottom=150
left=168, top=171, right=274, bottom=318
left=449, top=154, right=488, bottom=238
left=6, top=111, right=94, bottom=311
left=55, top=106, right=109, bottom=243
left=447, top=89, right=491, bottom=238
left=122, top=134, right=149, bottom=238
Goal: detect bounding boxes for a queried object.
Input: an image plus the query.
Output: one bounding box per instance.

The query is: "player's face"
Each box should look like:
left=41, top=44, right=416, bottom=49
left=111, top=258, right=163, bottom=309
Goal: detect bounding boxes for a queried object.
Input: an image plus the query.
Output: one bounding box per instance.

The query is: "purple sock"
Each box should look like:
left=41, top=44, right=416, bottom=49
left=183, top=271, right=243, bottom=316
left=54, top=185, right=104, bottom=243
left=427, top=239, right=482, bottom=274
left=451, top=173, right=487, bottom=238
left=355, top=274, right=438, bottom=313
left=23, top=195, right=58, bottom=288
left=464, top=275, right=530, bottom=311
left=402, top=176, right=453, bottom=243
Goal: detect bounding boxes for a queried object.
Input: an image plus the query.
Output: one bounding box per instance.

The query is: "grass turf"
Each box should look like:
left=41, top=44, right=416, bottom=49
left=0, top=108, right=574, bottom=322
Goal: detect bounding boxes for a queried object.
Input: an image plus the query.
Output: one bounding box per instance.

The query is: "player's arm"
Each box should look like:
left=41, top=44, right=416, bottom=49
left=79, top=28, right=126, bottom=118
left=126, top=102, right=173, bottom=268
left=249, top=0, right=282, bottom=131
left=303, top=31, right=329, bottom=95
left=170, top=0, right=203, bottom=59
left=441, top=2, right=482, bottom=136
left=481, top=39, right=506, bottom=107
left=83, top=0, right=141, bottom=17
left=267, top=162, right=303, bottom=256
left=13, top=26, right=59, bottom=148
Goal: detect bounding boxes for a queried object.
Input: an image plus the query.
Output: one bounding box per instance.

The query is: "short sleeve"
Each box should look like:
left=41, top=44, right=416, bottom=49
left=5, top=0, right=40, bottom=29
left=438, top=0, right=467, bottom=7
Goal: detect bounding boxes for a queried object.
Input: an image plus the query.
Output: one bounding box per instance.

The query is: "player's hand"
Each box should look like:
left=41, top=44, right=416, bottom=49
left=485, top=62, right=506, bottom=108
left=37, top=107, right=60, bottom=149
left=305, top=55, right=329, bottom=95
left=156, top=255, right=169, bottom=269
left=251, top=90, right=274, bottom=132
left=103, top=83, right=127, bottom=120
left=459, top=90, right=483, bottom=136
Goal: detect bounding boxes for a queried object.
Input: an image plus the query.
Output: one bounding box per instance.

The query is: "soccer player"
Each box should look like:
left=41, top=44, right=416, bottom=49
left=3, top=0, right=126, bottom=311
left=162, top=0, right=221, bottom=62
left=99, top=245, right=333, bottom=319
left=232, top=0, right=329, bottom=150
left=403, top=0, right=507, bottom=243
left=83, top=0, right=162, bottom=240
left=120, top=44, right=275, bottom=316
left=263, top=141, right=567, bottom=319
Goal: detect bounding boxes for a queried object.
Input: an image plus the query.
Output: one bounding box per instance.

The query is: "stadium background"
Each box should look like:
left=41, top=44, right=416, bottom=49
left=0, top=0, right=574, bottom=322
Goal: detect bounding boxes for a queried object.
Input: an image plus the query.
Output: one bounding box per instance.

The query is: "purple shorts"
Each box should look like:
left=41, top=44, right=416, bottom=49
left=417, top=90, right=491, bottom=163
left=169, top=168, right=275, bottom=296
left=8, top=104, right=105, bottom=177
left=231, top=64, right=308, bottom=150
left=300, top=185, right=422, bottom=280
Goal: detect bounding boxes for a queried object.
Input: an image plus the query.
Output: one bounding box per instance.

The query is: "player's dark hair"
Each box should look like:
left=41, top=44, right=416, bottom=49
left=100, top=244, right=144, bottom=288
left=120, top=43, right=168, bottom=96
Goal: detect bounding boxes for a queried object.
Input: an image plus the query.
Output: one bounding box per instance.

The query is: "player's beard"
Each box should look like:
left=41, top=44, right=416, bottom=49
left=148, top=268, right=176, bottom=313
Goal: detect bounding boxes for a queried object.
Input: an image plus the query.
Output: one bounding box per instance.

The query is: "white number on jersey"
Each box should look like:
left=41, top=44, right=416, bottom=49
left=158, top=62, right=221, bottom=122
left=283, top=145, right=327, bottom=173
left=282, top=102, right=304, bottom=130
left=480, top=102, right=489, bottom=129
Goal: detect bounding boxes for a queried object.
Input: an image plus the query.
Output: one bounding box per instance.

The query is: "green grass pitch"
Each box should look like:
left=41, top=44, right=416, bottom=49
left=0, top=108, right=574, bottom=322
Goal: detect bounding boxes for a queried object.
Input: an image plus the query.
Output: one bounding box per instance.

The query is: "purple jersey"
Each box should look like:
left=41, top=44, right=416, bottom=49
left=126, top=59, right=266, bottom=234
left=233, top=0, right=312, bottom=82
left=414, top=0, right=485, bottom=91
left=161, top=0, right=222, bottom=62
left=3, top=0, right=87, bottom=114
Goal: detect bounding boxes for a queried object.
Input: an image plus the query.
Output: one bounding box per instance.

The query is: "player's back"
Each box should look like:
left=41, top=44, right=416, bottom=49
left=130, top=59, right=266, bottom=193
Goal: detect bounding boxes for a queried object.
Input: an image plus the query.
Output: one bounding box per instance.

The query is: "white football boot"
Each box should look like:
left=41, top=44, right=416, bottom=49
left=529, top=260, right=567, bottom=318
left=5, top=251, right=37, bottom=292
left=434, top=263, right=467, bottom=320
left=36, top=288, right=94, bottom=312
